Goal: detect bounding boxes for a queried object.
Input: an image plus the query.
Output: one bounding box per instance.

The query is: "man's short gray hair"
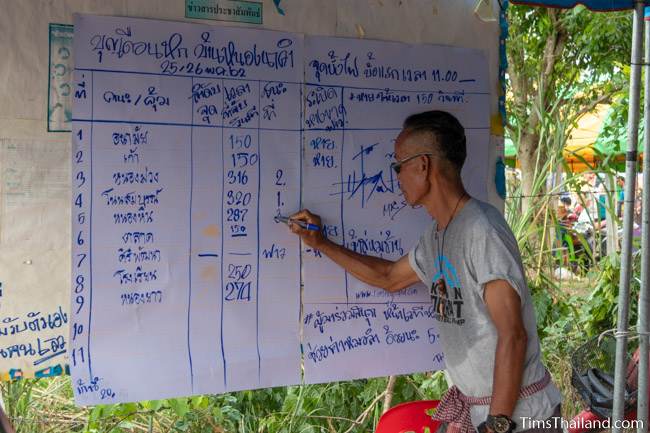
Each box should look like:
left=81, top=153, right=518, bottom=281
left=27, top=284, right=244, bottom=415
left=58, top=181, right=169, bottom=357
left=402, top=110, right=467, bottom=173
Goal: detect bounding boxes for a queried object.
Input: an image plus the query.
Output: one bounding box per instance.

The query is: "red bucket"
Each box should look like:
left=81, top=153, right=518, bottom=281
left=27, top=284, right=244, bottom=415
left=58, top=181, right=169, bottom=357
left=375, top=400, right=441, bottom=433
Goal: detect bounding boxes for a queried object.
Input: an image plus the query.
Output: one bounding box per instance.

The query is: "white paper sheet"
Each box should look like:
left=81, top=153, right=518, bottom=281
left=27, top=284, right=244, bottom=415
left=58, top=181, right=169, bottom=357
left=301, top=36, right=490, bottom=383
left=70, top=13, right=491, bottom=404
left=71, top=14, right=303, bottom=404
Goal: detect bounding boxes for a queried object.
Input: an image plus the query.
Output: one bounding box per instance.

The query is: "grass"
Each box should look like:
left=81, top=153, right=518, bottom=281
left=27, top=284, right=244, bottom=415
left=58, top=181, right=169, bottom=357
left=1, top=372, right=449, bottom=433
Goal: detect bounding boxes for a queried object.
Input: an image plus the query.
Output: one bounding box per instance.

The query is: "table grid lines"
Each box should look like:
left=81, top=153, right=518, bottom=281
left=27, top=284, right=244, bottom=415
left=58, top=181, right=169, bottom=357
left=187, top=75, right=195, bottom=392
left=72, top=119, right=490, bottom=132
left=88, top=70, right=95, bottom=381
left=339, top=86, right=350, bottom=304
left=219, top=77, right=227, bottom=387
left=75, top=66, right=490, bottom=96
left=256, top=79, right=262, bottom=382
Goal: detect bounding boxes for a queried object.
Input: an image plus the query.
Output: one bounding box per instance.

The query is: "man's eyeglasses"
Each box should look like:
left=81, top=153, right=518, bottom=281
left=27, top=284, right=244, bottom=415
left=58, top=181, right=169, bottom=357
left=390, top=152, right=433, bottom=174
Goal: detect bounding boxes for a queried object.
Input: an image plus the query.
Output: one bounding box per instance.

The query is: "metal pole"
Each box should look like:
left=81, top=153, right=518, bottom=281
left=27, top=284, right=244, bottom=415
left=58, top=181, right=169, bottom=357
left=637, top=7, right=650, bottom=433
left=612, top=2, right=645, bottom=431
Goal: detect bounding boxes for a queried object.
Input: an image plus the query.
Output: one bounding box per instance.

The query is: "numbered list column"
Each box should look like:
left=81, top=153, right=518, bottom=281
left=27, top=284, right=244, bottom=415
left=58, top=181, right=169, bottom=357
left=70, top=70, right=93, bottom=402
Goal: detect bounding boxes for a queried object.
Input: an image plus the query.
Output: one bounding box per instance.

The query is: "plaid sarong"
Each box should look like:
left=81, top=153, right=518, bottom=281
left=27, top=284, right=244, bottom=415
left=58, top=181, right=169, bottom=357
left=432, top=370, right=552, bottom=433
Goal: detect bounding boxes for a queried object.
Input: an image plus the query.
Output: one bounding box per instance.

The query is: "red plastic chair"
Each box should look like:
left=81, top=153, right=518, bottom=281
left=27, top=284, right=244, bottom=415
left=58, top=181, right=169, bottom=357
left=375, top=400, right=441, bottom=433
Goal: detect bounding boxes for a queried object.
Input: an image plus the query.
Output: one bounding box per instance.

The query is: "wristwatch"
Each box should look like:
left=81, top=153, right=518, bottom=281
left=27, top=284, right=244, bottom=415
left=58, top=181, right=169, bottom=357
left=485, top=414, right=516, bottom=433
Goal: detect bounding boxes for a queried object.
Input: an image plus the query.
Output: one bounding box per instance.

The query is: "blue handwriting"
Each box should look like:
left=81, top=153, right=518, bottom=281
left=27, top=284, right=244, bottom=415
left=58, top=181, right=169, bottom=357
left=122, top=231, right=155, bottom=244
left=383, top=325, right=419, bottom=345
left=101, top=187, right=163, bottom=210
left=90, top=31, right=186, bottom=63
left=383, top=302, right=436, bottom=322
left=306, top=328, right=380, bottom=364
left=309, top=50, right=359, bottom=83
left=113, top=167, right=160, bottom=185
left=113, top=266, right=158, bottom=285
left=121, top=290, right=163, bottom=305
left=303, top=306, right=376, bottom=334
left=0, top=307, right=68, bottom=337
left=117, top=247, right=161, bottom=263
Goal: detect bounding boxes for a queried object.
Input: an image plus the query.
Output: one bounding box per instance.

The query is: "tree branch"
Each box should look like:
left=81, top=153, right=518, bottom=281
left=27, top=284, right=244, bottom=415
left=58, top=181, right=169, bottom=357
left=342, top=391, right=387, bottom=433
left=569, top=88, right=623, bottom=124
left=382, top=376, right=397, bottom=414
left=507, top=42, right=528, bottom=112
left=526, top=10, right=564, bottom=134
left=540, top=9, right=568, bottom=117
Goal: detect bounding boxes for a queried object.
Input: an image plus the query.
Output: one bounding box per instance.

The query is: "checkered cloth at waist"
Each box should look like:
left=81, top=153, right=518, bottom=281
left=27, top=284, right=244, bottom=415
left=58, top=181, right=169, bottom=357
left=432, top=369, right=552, bottom=433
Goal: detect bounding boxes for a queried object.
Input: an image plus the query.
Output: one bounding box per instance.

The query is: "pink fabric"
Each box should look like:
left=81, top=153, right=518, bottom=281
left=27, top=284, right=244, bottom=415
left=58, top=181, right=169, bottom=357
left=432, top=370, right=552, bottom=433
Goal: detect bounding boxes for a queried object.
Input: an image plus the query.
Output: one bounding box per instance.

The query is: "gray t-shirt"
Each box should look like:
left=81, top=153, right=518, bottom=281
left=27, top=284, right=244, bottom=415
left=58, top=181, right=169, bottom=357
left=408, top=198, right=562, bottom=431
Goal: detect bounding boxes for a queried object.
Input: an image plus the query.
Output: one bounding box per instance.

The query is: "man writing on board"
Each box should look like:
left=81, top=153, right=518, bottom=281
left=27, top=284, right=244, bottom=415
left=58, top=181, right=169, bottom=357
left=288, top=110, right=563, bottom=433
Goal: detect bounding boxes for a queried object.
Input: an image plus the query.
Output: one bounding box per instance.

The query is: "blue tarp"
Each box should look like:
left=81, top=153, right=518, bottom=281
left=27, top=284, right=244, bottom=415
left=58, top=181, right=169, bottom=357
left=511, top=1, right=648, bottom=10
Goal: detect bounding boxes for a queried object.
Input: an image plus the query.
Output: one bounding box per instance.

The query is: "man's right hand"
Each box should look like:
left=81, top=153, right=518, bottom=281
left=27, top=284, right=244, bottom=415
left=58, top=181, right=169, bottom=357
left=288, top=209, right=326, bottom=249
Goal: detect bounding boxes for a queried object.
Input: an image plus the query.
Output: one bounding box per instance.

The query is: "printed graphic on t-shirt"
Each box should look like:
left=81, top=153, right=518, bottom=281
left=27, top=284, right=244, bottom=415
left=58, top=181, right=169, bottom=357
left=431, top=255, right=465, bottom=326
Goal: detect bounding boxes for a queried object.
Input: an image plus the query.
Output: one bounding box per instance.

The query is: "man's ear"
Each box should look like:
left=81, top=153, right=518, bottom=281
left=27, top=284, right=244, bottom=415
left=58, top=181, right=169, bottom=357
left=422, top=154, right=434, bottom=175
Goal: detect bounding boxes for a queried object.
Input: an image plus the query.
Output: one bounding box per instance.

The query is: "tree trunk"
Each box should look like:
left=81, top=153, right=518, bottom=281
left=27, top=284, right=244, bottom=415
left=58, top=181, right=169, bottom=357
left=518, top=131, right=541, bottom=216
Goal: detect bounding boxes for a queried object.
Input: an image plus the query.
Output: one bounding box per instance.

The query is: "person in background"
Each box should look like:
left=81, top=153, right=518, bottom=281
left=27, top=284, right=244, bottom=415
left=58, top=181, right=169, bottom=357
left=576, top=172, right=606, bottom=230
left=288, top=110, right=562, bottom=433
left=616, top=176, right=625, bottom=218
left=635, top=184, right=643, bottom=226
left=559, top=195, right=577, bottom=224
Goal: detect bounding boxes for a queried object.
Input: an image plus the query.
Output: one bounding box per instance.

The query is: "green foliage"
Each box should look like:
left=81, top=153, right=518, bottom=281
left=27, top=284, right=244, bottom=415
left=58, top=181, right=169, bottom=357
left=2, top=372, right=450, bottom=433
left=507, top=5, right=630, bottom=130
left=523, top=235, right=641, bottom=416
left=593, top=90, right=646, bottom=172
left=579, top=252, right=641, bottom=337
left=504, top=6, right=641, bottom=413
left=506, top=4, right=632, bottom=233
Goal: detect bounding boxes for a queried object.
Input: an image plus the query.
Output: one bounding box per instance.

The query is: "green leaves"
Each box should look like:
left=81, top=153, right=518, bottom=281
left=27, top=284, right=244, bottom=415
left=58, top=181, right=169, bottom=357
left=167, top=398, right=190, bottom=418
left=141, top=399, right=163, bottom=411
left=418, top=371, right=449, bottom=400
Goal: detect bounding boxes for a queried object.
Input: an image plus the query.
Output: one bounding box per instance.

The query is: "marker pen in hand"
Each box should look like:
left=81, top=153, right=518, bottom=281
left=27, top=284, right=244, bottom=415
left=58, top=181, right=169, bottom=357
left=274, top=215, right=321, bottom=231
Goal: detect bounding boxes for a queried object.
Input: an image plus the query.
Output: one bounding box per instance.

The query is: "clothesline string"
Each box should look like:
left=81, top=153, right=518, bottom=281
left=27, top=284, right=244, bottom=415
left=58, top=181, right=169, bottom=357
left=503, top=188, right=640, bottom=200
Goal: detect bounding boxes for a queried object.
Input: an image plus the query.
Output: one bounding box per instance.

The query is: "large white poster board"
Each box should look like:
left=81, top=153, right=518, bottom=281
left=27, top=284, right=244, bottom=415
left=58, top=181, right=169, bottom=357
left=71, top=14, right=489, bottom=405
